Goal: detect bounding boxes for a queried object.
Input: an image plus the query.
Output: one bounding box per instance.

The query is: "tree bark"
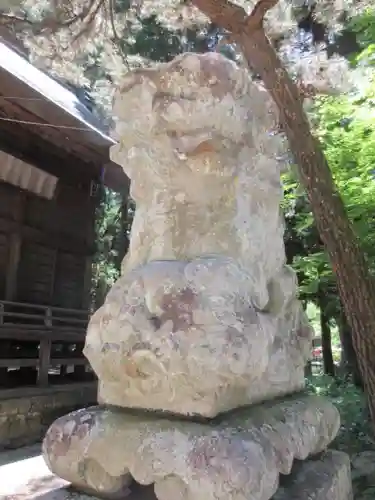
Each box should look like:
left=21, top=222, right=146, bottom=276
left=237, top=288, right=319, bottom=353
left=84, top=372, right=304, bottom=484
left=318, top=293, right=335, bottom=377
left=304, top=360, right=313, bottom=377
left=190, top=0, right=375, bottom=425
left=339, top=308, right=363, bottom=388
left=114, top=195, right=130, bottom=273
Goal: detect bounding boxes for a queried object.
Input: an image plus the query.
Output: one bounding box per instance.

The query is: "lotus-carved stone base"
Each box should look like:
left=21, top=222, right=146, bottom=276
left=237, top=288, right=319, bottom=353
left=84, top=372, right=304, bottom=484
left=43, top=394, right=345, bottom=500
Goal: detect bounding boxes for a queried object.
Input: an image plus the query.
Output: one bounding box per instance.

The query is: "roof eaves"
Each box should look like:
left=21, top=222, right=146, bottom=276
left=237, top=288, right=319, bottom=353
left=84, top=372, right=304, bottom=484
left=0, top=41, right=116, bottom=146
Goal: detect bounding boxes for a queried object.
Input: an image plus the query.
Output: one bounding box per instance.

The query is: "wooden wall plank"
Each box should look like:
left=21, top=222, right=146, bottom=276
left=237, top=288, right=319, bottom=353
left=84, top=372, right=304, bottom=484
left=0, top=232, right=8, bottom=298
left=4, top=188, right=25, bottom=301
left=17, top=242, right=56, bottom=304
left=53, top=252, right=85, bottom=309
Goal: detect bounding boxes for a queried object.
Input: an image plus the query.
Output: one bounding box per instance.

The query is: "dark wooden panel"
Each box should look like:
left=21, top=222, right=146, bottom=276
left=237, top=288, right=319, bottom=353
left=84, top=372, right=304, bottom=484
left=0, top=232, right=8, bottom=299
left=0, top=182, right=18, bottom=219
left=0, top=216, right=94, bottom=255
left=53, top=252, right=85, bottom=309
left=17, top=242, right=56, bottom=304
left=24, top=183, right=94, bottom=245
left=55, top=184, right=92, bottom=241
left=0, top=232, right=8, bottom=262
left=24, top=194, right=55, bottom=233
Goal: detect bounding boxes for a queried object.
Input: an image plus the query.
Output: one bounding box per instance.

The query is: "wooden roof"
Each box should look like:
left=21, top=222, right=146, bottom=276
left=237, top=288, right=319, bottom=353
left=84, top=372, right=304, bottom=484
left=0, top=37, right=128, bottom=194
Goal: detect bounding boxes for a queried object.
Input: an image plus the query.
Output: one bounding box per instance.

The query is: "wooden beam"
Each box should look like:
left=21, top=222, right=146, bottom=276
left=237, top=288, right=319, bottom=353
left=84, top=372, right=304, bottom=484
left=0, top=116, right=99, bottom=189
left=0, top=358, right=39, bottom=368
left=0, top=328, right=86, bottom=342
left=0, top=71, right=128, bottom=193
left=0, top=69, right=107, bottom=163
left=0, top=381, right=97, bottom=401
left=51, top=358, right=89, bottom=367
left=0, top=357, right=89, bottom=369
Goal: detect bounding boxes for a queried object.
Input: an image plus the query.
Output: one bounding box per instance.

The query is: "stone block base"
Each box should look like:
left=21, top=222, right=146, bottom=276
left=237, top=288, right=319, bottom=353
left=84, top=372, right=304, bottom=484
left=274, top=450, right=352, bottom=500
left=125, top=452, right=353, bottom=500
left=42, top=394, right=344, bottom=500
left=122, top=451, right=352, bottom=500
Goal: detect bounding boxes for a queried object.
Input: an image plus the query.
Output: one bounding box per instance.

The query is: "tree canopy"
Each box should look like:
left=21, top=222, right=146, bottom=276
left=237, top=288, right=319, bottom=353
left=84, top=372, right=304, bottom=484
left=0, top=0, right=371, bottom=117
left=283, top=13, right=375, bottom=307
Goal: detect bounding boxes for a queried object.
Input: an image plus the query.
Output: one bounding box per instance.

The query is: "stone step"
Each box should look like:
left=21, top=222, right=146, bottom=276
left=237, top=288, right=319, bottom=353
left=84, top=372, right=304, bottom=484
left=274, top=450, right=352, bottom=500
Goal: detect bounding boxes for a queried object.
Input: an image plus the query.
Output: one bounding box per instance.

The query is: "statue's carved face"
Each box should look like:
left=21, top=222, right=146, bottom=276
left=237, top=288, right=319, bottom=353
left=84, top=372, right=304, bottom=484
left=110, top=52, right=283, bottom=185
left=112, top=53, right=255, bottom=155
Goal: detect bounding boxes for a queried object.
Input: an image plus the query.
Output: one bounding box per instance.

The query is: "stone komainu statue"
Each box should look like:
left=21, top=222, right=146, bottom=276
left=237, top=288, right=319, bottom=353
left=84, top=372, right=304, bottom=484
left=42, top=52, right=352, bottom=500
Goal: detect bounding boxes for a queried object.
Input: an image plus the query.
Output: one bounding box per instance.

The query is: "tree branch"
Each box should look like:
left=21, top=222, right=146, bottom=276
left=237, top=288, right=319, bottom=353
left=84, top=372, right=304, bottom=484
left=189, top=0, right=279, bottom=35
left=245, top=0, right=279, bottom=30
left=70, top=0, right=105, bottom=45
left=189, top=0, right=248, bottom=34
left=0, top=4, right=94, bottom=34
left=0, top=12, right=34, bottom=27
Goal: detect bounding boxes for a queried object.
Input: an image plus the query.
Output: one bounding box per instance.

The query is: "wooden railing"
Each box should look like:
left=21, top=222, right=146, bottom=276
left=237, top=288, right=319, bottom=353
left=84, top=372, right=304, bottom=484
left=0, top=300, right=91, bottom=387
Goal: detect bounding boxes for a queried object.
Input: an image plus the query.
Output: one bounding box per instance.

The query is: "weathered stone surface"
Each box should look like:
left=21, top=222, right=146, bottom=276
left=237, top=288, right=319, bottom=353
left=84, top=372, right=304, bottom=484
left=43, top=394, right=340, bottom=500
left=87, top=259, right=312, bottom=417
left=273, top=450, right=352, bottom=500
left=110, top=52, right=287, bottom=283
left=351, top=450, right=375, bottom=479
left=42, top=408, right=132, bottom=499
left=83, top=52, right=313, bottom=417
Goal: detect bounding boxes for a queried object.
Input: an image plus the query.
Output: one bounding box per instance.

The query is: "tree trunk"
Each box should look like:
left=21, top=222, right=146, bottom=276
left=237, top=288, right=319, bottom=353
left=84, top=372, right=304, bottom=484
left=339, top=309, right=363, bottom=388
left=241, top=29, right=375, bottom=421
left=304, top=360, right=313, bottom=377
left=318, top=293, right=335, bottom=377
left=94, top=271, right=109, bottom=310
left=190, top=0, right=375, bottom=426
left=114, top=196, right=130, bottom=273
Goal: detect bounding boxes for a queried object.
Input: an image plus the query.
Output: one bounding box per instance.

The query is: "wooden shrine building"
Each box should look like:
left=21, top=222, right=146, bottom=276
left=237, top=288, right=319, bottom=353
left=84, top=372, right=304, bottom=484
left=0, top=32, right=128, bottom=419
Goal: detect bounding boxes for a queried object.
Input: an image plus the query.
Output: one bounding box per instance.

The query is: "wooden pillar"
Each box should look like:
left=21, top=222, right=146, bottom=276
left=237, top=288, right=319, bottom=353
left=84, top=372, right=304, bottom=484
left=38, top=308, right=52, bottom=387
left=82, top=184, right=100, bottom=312
left=48, top=248, right=58, bottom=303
left=73, top=342, right=85, bottom=380
left=73, top=364, right=86, bottom=380
left=38, top=337, right=51, bottom=387
left=59, top=342, right=71, bottom=378
left=0, top=303, right=7, bottom=383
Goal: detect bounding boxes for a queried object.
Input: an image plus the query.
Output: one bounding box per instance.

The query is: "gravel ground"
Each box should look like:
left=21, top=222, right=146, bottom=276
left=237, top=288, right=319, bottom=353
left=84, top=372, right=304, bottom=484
left=0, top=446, right=156, bottom=500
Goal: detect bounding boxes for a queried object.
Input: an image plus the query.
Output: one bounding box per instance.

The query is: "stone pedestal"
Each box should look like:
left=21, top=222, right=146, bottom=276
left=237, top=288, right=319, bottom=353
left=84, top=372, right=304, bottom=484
left=43, top=395, right=347, bottom=500
left=42, top=52, right=353, bottom=500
